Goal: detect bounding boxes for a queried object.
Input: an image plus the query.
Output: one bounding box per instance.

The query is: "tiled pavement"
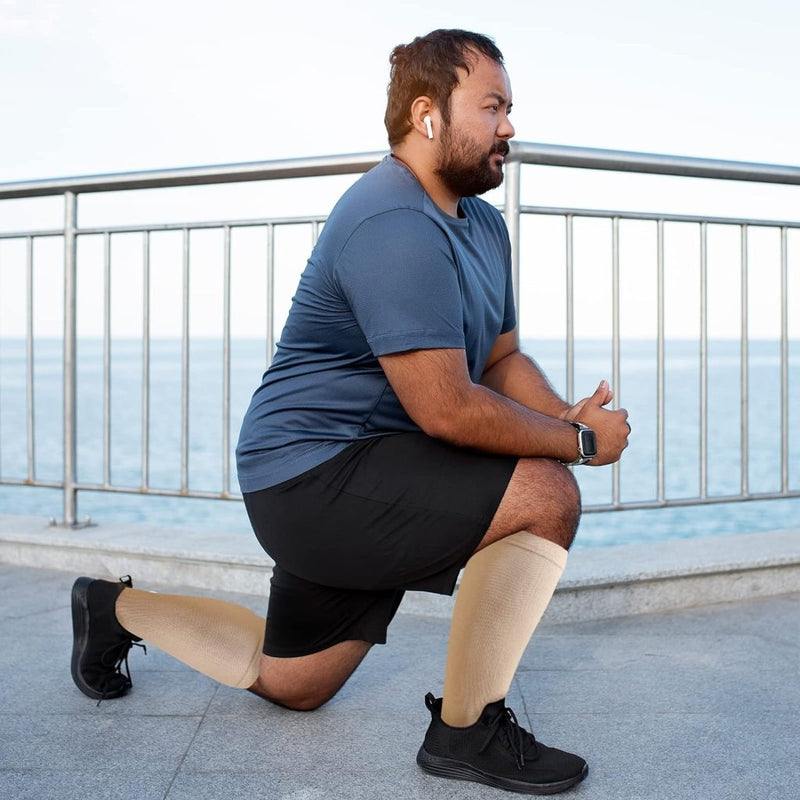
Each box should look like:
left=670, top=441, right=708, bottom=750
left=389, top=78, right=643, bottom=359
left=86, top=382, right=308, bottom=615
left=1, top=562, right=798, bottom=800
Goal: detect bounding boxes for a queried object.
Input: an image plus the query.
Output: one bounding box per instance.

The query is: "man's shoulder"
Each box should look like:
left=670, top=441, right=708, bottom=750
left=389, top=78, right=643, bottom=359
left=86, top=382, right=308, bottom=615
left=336, top=155, right=426, bottom=217
left=318, top=157, right=444, bottom=256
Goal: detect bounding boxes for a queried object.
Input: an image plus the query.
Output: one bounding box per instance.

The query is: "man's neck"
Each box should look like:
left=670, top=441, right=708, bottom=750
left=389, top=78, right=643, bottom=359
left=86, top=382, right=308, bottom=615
left=390, top=148, right=460, bottom=218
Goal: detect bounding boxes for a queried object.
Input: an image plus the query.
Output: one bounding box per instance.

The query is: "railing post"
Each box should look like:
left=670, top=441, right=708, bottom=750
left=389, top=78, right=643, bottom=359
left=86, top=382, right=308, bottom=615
left=62, top=191, right=78, bottom=526
left=503, top=159, right=521, bottom=322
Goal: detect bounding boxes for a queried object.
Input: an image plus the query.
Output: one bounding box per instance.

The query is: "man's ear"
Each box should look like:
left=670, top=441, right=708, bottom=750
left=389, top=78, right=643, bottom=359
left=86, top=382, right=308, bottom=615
left=409, top=96, right=436, bottom=140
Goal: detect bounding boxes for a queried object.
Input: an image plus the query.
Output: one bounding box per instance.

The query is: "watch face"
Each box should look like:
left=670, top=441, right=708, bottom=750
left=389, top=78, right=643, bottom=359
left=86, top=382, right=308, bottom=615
left=580, top=429, right=597, bottom=458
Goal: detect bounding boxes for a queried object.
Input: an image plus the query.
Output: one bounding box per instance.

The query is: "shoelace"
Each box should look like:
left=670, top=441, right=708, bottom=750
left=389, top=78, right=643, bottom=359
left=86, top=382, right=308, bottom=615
left=478, top=706, right=539, bottom=771
left=96, top=639, right=147, bottom=707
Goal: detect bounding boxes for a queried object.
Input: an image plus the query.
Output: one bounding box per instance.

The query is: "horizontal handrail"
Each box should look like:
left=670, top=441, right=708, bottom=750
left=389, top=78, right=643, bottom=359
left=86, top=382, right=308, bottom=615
left=518, top=205, right=800, bottom=229
left=3, top=142, right=800, bottom=201
left=510, top=142, right=800, bottom=185
left=0, top=152, right=386, bottom=199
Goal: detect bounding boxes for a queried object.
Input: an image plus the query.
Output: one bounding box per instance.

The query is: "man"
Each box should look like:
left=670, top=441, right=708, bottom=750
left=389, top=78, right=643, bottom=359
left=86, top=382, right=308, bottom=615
left=71, top=29, right=629, bottom=795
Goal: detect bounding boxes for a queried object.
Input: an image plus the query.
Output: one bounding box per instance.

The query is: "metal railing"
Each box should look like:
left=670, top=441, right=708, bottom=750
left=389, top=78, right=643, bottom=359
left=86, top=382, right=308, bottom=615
left=0, top=143, right=798, bottom=525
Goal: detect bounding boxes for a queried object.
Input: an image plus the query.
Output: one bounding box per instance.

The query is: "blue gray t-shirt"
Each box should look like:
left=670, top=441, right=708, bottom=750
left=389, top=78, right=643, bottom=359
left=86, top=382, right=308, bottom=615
left=236, top=155, right=516, bottom=492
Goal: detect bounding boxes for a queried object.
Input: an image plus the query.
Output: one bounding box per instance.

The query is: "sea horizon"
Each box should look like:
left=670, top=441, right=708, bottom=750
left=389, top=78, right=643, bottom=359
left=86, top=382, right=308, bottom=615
left=1, top=335, right=798, bottom=549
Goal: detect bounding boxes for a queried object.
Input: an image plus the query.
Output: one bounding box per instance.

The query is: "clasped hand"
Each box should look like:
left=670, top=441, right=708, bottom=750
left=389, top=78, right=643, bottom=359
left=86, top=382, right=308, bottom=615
left=561, top=380, right=630, bottom=466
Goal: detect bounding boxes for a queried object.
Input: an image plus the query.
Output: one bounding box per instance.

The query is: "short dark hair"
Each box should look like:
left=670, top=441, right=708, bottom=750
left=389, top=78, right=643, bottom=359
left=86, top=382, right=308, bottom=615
left=384, top=29, right=504, bottom=147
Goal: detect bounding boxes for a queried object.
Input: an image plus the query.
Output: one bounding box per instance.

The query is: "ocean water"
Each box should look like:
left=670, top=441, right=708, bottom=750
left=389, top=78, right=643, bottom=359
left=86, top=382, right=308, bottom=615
left=0, top=337, right=798, bottom=549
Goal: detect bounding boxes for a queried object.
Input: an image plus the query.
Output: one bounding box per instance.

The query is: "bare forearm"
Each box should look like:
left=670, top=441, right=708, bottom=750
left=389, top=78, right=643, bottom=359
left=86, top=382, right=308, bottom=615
left=481, top=351, right=569, bottom=419
left=427, top=381, right=578, bottom=460
left=379, top=347, right=628, bottom=465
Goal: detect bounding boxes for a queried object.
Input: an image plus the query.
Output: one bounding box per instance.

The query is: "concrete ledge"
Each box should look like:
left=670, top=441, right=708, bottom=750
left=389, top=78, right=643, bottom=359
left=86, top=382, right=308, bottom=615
left=1, top=512, right=798, bottom=623
left=0, top=514, right=273, bottom=596
left=550, top=559, right=800, bottom=623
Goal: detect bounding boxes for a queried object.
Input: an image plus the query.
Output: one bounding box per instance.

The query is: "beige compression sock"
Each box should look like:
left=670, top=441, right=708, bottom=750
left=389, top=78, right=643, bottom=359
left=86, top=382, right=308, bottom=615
left=441, top=532, right=567, bottom=727
left=115, top=589, right=265, bottom=689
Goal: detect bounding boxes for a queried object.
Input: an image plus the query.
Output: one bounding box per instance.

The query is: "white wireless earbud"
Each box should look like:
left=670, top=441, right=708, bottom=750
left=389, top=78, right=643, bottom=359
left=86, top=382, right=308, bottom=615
left=423, top=115, right=433, bottom=140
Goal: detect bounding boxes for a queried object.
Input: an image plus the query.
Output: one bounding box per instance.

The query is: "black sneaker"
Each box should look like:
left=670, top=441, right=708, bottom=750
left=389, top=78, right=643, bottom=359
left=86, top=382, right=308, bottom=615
left=417, top=693, right=588, bottom=795
left=70, top=576, right=144, bottom=703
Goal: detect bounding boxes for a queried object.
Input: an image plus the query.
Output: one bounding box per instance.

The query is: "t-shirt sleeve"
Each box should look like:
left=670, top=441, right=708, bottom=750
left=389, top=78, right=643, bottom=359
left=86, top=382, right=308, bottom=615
left=335, top=209, right=466, bottom=357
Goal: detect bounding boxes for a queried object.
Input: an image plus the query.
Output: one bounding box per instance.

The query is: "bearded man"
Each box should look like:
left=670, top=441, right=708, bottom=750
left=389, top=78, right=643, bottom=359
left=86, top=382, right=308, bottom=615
left=71, top=29, right=629, bottom=795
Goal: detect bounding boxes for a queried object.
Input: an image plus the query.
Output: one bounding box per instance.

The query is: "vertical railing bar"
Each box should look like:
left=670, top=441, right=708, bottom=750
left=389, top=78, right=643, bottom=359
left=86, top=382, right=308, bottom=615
left=222, top=225, right=232, bottom=495
left=611, top=217, right=621, bottom=505
left=266, top=223, right=275, bottom=366
left=699, top=222, right=709, bottom=499
left=656, top=219, right=666, bottom=503
left=62, top=192, right=78, bottom=525
left=181, top=228, right=190, bottom=493
left=740, top=225, right=749, bottom=497
left=565, top=215, right=575, bottom=405
left=102, top=232, right=111, bottom=487
left=25, top=236, right=35, bottom=482
left=141, top=231, right=151, bottom=490
left=504, top=160, right=522, bottom=326
left=780, top=226, right=789, bottom=493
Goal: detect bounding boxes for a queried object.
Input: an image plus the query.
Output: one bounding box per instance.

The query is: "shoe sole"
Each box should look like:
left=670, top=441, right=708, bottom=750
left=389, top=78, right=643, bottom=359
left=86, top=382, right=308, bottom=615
left=417, top=746, right=588, bottom=795
left=70, top=577, right=127, bottom=701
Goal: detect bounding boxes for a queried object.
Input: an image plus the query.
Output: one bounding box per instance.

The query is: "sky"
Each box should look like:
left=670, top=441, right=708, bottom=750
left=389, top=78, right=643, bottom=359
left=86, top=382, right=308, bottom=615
left=2, top=0, right=799, bottom=181
left=1, top=0, right=798, bottom=341
left=0, top=1, right=797, bottom=533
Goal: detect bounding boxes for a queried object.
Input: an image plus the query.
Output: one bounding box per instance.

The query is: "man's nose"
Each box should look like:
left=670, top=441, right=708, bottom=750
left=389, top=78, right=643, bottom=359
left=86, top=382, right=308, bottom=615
left=498, top=114, right=515, bottom=140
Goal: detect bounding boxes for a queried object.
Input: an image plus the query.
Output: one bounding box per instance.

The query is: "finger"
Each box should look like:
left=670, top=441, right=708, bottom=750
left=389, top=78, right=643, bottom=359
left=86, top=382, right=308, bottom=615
left=587, top=380, right=612, bottom=408
left=601, top=382, right=616, bottom=406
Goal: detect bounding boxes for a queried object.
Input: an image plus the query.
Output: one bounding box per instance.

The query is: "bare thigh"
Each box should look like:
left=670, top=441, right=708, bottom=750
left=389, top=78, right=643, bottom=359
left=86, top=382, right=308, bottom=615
left=477, top=457, right=581, bottom=552
left=249, top=639, right=372, bottom=711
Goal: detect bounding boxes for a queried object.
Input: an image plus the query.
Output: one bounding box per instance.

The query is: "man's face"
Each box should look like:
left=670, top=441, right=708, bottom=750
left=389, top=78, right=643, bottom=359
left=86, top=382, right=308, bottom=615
left=434, top=54, right=515, bottom=198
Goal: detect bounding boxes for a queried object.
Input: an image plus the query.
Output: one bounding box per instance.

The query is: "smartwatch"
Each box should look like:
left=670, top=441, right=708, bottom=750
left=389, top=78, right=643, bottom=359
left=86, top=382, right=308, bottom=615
left=562, top=422, right=597, bottom=466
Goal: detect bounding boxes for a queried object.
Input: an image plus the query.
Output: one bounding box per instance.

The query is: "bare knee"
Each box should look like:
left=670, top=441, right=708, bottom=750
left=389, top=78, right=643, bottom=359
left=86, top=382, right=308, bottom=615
left=249, top=640, right=371, bottom=712
left=250, top=681, right=334, bottom=711
left=282, top=692, right=330, bottom=712
left=536, top=460, right=581, bottom=545
left=484, top=458, right=582, bottom=551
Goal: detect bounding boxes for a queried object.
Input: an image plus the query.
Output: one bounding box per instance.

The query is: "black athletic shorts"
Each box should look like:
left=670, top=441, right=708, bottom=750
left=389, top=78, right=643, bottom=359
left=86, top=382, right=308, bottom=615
left=243, top=432, right=517, bottom=658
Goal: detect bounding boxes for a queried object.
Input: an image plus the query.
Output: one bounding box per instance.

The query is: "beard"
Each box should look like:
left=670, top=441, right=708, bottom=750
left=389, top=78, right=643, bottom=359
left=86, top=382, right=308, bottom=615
left=434, top=125, right=510, bottom=198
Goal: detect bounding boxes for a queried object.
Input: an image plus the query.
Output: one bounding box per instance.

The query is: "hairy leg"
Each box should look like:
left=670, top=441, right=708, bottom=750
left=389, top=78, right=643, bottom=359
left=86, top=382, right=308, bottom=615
left=249, top=640, right=372, bottom=711
left=116, top=585, right=371, bottom=710
left=477, top=457, right=581, bottom=552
